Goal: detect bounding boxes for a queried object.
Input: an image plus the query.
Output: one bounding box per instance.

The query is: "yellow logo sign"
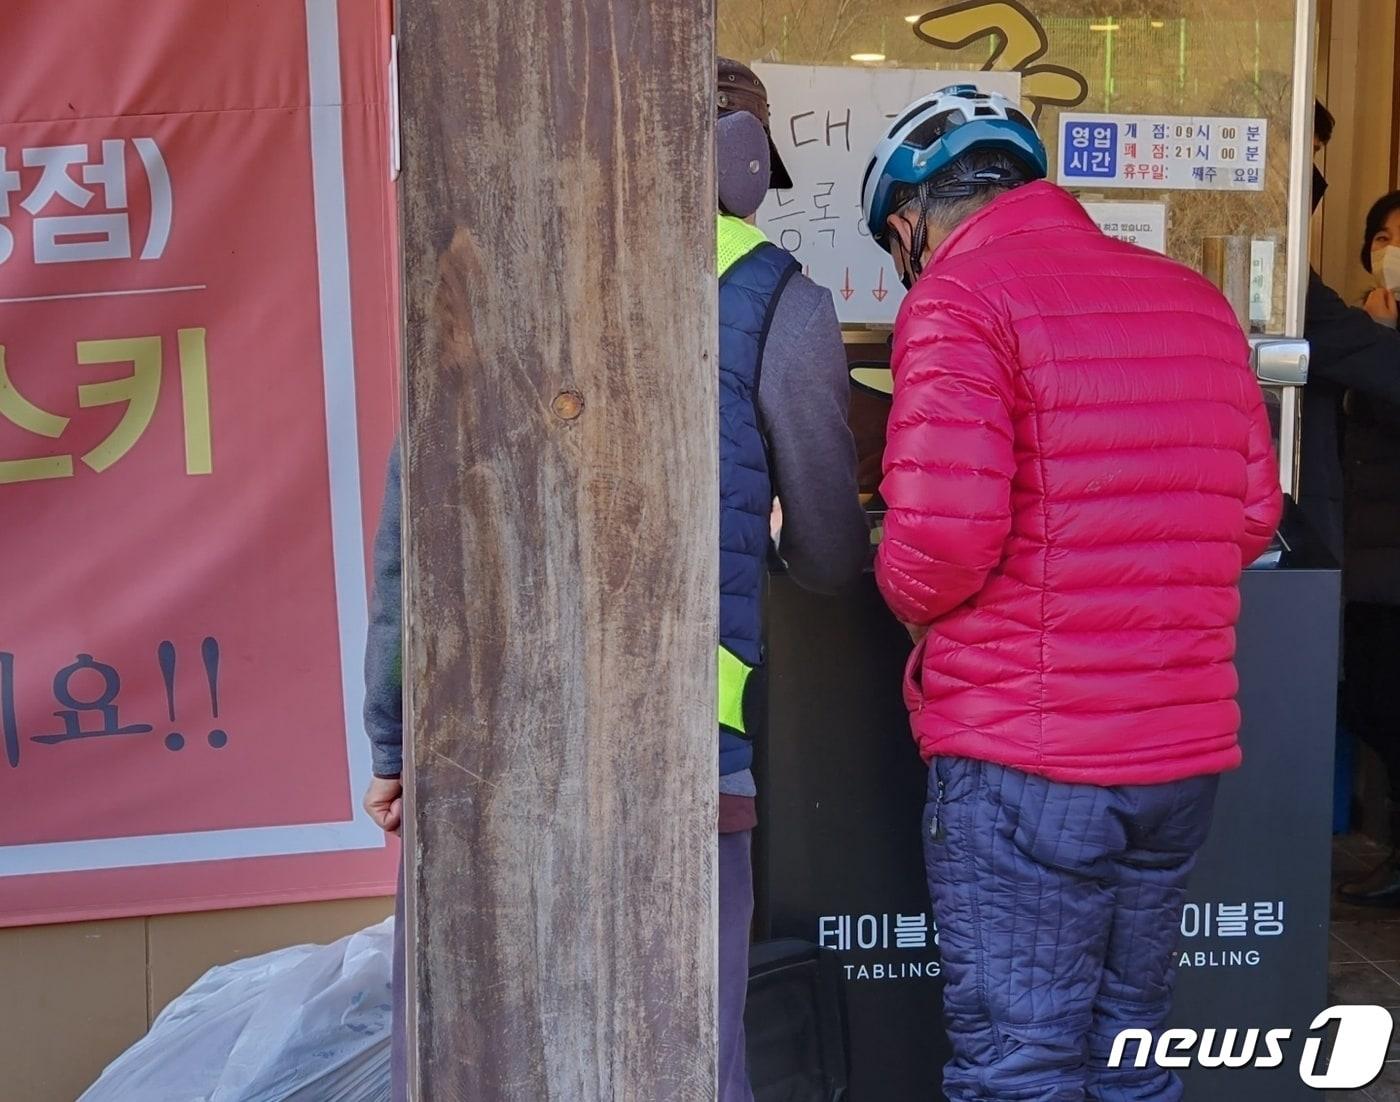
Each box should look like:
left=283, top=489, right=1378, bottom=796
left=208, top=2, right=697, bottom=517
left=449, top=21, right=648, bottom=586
left=911, top=1, right=1089, bottom=123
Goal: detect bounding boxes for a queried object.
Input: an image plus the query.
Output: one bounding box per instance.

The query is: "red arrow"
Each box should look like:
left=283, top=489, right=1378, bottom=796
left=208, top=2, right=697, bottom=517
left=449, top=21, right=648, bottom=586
left=872, top=268, right=889, bottom=302
left=840, top=267, right=855, bottom=301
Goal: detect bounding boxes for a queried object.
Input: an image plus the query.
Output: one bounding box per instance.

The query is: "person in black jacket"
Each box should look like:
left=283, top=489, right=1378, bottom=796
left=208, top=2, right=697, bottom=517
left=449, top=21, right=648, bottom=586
left=1302, top=108, right=1400, bottom=903
left=1334, top=192, right=1400, bottom=904
left=1299, top=104, right=1400, bottom=560
left=1301, top=273, right=1400, bottom=561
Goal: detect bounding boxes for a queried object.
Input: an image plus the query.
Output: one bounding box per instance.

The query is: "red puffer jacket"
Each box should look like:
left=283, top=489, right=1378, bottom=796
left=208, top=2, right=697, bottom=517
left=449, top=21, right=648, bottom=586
left=877, top=182, right=1282, bottom=786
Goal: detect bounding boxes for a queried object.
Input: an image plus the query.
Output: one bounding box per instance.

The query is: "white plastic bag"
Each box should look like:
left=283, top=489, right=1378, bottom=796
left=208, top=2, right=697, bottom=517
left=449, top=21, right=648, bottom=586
left=80, top=918, right=394, bottom=1102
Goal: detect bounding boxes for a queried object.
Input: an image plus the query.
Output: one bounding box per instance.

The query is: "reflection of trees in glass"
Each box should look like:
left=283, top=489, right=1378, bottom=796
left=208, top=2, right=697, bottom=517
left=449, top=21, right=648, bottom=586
left=1032, top=9, right=1294, bottom=294
left=719, top=0, right=882, bottom=63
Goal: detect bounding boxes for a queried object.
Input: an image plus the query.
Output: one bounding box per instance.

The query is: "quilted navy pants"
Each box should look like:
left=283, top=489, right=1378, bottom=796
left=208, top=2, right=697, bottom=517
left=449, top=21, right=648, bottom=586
left=924, top=757, right=1219, bottom=1101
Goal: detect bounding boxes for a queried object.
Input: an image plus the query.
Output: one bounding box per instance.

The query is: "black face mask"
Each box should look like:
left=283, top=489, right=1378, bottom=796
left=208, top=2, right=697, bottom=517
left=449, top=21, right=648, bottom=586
left=1312, top=166, right=1328, bottom=213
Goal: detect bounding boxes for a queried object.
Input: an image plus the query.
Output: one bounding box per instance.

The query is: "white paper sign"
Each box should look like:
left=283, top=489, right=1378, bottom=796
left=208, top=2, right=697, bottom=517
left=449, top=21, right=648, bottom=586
left=1057, top=114, right=1268, bottom=192
left=1250, top=239, right=1277, bottom=326
left=1081, top=201, right=1168, bottom=254
left=754, top=63, right=1021, bottom=325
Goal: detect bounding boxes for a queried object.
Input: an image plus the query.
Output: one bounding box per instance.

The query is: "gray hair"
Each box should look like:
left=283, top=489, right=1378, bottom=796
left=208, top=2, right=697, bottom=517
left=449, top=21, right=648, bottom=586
left=889, top=148, right=1029, bottom=236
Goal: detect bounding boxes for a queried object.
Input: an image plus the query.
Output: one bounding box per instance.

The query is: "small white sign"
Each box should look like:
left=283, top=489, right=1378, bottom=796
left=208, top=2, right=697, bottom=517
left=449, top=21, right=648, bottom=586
left=1250, top=239, right=1277, bottom=326
left=1082, top=201, right=1167, bottom=254
left=1058, top=114, right=1268, bottom=192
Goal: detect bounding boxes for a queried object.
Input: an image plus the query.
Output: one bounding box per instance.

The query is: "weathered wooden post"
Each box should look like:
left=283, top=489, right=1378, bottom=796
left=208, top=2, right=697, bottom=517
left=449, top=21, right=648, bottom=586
left=397, top=0, right=717, bottom=1098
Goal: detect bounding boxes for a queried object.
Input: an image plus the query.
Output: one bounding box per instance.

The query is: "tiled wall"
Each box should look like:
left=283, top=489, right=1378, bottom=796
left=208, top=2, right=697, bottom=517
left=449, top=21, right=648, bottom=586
left=0, top=896, right=394, bottom=1102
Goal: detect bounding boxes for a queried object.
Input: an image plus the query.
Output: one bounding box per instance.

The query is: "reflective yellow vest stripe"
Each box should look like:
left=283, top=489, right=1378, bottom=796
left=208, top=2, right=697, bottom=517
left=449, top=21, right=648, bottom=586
left=718, top=644, right=753, bottom=735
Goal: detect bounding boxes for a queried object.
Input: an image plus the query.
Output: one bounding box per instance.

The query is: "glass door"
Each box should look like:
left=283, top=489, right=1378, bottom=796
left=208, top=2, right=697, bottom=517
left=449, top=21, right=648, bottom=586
left=719, top=0, right=1318, bottom=494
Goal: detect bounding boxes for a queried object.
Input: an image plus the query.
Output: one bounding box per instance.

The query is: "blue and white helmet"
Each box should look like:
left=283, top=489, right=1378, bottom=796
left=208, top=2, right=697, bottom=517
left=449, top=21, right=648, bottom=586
left=860, top=84, right=1048, bottom=250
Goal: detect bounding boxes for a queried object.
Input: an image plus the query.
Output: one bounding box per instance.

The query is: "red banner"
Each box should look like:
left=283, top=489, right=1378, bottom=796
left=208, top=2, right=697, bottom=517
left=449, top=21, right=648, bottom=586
left=0, top=0, right=399, bottom=925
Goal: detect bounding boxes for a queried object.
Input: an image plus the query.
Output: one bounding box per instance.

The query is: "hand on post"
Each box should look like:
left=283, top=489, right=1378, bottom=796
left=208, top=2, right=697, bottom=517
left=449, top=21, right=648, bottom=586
left=364, top=776, right=403, bottom=835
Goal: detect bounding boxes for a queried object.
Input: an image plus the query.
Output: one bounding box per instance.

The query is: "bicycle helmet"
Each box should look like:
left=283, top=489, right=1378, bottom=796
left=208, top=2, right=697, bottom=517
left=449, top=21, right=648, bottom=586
left=860, top=84, right=1048, bottom=251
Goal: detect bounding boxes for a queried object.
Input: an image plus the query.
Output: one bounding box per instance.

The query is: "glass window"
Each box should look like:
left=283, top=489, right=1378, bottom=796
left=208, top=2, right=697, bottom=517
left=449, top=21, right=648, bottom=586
left=720, top=0, right=1302, bottom=334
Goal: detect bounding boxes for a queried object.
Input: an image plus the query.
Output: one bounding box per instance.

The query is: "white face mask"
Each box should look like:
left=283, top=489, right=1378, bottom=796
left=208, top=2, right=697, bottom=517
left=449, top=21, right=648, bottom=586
left=1373, top=245, right=1400, bottom=293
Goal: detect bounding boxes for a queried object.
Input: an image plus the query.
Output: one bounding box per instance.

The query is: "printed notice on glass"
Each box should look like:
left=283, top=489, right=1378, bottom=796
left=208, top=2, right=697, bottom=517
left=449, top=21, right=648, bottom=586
left=1081, top=201, right=1168, bottom=254
left=1058, top=114, right=1268, bottom=192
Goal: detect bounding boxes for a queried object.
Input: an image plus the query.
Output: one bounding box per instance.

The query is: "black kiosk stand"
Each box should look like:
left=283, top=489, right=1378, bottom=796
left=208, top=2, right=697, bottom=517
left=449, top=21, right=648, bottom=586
left=754, top=503, right=1340, bottom=1100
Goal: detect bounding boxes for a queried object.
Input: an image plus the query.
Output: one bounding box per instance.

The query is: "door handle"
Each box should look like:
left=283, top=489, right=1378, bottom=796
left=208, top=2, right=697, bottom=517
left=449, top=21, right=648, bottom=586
left=1250, top=337, right=1309, bottom=386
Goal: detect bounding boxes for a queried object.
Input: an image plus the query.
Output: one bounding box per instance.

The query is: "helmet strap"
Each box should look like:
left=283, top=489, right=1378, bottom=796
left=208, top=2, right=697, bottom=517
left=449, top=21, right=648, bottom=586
left=900, top=167, right=1023, bottom=289
left=903, top=182, right=933, bottom=290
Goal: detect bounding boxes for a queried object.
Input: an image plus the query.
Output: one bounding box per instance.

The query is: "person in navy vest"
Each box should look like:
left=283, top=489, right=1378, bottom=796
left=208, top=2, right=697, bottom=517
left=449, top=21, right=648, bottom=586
left=710, top=57, right=868, bottom=1100
left=359, top=59, right=866, bottom=1102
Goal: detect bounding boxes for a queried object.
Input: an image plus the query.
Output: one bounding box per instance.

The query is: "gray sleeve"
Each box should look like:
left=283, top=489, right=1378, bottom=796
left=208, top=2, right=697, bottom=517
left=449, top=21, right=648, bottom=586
left=757, top=274, right=869, bottom=595
left=364, top=442, right=404, bottom=777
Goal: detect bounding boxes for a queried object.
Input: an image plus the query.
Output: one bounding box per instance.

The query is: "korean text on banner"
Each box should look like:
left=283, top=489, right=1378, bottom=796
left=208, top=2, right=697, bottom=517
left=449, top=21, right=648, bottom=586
left=0, top=0, right=399, bottom=926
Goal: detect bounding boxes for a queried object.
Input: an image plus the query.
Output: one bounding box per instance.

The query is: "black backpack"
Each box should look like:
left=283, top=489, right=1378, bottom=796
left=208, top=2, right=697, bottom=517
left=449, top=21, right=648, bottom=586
left=745, top=939, right=851, bottom=1102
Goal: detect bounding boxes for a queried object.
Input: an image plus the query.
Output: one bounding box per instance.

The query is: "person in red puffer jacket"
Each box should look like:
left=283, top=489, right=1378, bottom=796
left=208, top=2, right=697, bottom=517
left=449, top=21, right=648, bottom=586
left=860, top=86, right=1282, bottom=1101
